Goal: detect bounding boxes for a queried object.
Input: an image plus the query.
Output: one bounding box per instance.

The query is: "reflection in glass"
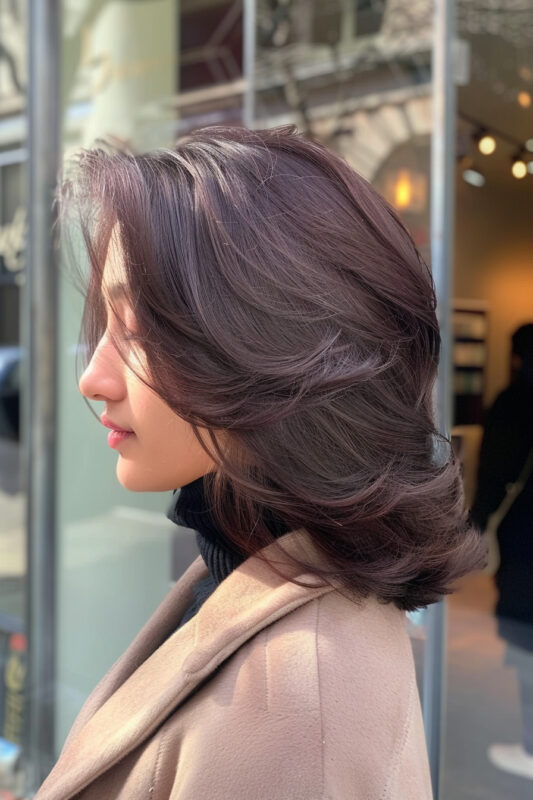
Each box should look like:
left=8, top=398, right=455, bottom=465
left=0, top=0, right=27, bottom=784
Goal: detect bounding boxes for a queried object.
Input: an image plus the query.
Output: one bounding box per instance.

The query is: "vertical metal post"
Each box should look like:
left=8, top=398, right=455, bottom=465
left=423, top=602, right=447, bottom=799
left=243, top=0, right=256, bottom=128
left=424, top=0, right=456, bottom=797
left=25, top=0, right=61, bottom=789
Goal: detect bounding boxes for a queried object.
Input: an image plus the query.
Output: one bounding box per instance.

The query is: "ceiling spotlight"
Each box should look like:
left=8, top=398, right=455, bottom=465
left=462, top=167, right=485, bottom=187
left=526, top=139, right=533, bottom=152
left=518, top=90, right=532, bottom=108
left=528, top=161, right=533, bottom=174
left=477, top=132, right=497, bottom=155
left=511, top=153, right=528, bottom=178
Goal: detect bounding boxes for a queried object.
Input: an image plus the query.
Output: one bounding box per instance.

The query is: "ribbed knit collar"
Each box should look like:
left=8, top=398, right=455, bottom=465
left=166, top=475, right=292, bottom=586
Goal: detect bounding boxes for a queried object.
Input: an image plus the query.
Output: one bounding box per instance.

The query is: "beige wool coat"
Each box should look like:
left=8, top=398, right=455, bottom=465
left=35, top=529, right=433, bottom=800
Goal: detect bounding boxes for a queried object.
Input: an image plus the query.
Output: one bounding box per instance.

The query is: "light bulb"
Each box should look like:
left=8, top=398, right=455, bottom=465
left=518, top=91, right=531, bottom=108
left=478, top=134, right=496, bottom=155
left=512, top=159, right=527, bottom=179
left=394, top=170, right=413, bottom=209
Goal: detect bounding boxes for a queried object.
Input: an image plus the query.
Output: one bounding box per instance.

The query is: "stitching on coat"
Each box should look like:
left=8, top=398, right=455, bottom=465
left=315, top=596, right=326, bottom=800
left=150, top=723, right=171, bottom=800
left=264, top=627, right=270, bottom=712
left=378, top=666, right=416, bottom=800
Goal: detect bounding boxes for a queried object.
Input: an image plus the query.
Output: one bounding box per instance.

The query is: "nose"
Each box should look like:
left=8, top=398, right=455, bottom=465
left=78, top=335, right=126, bottom=403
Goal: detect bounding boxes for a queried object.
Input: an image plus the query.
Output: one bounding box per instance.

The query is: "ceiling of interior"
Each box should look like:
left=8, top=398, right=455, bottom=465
left=457, top=4, right=533, bottom=192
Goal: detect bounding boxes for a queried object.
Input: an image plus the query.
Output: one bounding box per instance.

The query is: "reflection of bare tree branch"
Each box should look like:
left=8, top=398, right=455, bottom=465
left=291, top=0, right=313, bottom=45
left=256, top=0, right=435, bottom=150
left=180, top=0, right=242, bottom=86
left=319, top=39, right=356, bottom=153
left=257, top=1, right=364, bottom=142
left=258, top=0, right=292, bottom=49
left=281, top=64, right=313, bottom=136
left=457, top=0, right=533, bottom=48
left=0, top=0, right=26, bottom=97
left=0, top=41, right=23, bottom=94
left=381, top=0, right=431, bottom=39
left=257, top=0, right=312, bottom=135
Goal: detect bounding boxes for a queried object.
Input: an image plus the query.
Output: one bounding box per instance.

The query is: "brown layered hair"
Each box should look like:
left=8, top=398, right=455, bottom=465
left=58, top=124, right=486, bottom=611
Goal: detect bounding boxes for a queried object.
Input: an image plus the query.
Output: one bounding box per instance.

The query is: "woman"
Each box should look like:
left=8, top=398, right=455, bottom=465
left=37, top=125, right=485, bottom=800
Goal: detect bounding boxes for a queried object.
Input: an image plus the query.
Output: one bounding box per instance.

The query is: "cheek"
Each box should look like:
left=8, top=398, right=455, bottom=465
left=158, top=413, right=210, bottom=466
left=122, top=378, right=217, bottom=487
left=132, top=389, right=209, bottom=461
left=137, top=392, right=190, bottom=442
left=116, top=412, right=216, bottom=492
left=125, top=373, right=165, bottom=429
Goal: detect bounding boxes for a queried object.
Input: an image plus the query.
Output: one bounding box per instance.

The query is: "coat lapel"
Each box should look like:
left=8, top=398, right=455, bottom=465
left=37, top=529, right=335, bottom=800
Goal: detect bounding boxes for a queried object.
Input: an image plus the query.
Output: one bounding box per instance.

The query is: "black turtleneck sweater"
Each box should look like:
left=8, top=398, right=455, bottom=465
left=166, top=475, right=292, bottom=630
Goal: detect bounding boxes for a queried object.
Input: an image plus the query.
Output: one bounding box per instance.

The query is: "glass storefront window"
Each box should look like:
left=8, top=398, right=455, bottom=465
left=55, top=0, right=194, bottom=769
left=0, top=0, right=27, bottom=792
left=10, top=1, right=529, bottom=797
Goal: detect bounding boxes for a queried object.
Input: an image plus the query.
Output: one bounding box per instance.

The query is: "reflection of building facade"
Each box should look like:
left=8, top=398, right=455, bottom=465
left=0, top=0, right=532, bottom=797
left=0, top=198, right=25, bottom=345
left=0, top=0, right=26, bottom=352
left=0, top=9, right=27, bottom=786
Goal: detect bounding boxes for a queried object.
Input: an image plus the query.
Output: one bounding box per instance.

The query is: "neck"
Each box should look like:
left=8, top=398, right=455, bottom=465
left=166, top=475, right=292, bottom=585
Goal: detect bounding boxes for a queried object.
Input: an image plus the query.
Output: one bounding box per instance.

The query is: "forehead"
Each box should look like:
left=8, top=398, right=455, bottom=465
left=102, top=223, right=128, bottom=301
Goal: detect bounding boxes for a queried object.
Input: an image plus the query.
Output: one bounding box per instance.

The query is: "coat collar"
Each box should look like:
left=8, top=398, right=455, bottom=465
left=36, top=528, right=336, bottom=800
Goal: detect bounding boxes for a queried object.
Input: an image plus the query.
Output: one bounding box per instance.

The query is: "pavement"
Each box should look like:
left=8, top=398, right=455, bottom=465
left=441, top=572, right=531, bottom=798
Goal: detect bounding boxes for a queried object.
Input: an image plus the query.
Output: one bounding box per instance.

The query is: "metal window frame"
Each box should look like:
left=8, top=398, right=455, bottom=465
left=423, top=1, right=457, bottom=798
left=243, top=0, right=256, bottom=128
left=24, top=0, right=61, bottom=790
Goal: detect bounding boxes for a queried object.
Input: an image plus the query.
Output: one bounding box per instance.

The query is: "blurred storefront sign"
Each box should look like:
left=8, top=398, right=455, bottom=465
left=0, top=622, right=25, bottom=797
left=0, top=209, right=26, bottom=284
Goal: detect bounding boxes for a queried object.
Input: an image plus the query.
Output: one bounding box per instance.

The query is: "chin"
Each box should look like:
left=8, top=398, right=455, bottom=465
left=116, top=462, right=174, bottom=493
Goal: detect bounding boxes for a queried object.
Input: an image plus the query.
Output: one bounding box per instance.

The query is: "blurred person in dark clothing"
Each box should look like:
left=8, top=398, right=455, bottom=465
left=469, top=322, right=533, bottom=780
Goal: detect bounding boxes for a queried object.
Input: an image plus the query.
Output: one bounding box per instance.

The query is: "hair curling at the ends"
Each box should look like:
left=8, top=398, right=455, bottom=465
left=57, top=124, right=487, bottom=612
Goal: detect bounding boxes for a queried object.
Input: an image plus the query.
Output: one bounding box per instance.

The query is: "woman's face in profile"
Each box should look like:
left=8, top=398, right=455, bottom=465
left=78, top=236, right=216, bottom=492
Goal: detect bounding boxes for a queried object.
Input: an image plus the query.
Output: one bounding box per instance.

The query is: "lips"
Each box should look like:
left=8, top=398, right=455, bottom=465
left=100, top=413, right=134, bottom=434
